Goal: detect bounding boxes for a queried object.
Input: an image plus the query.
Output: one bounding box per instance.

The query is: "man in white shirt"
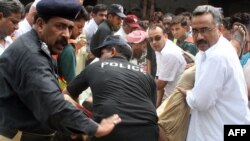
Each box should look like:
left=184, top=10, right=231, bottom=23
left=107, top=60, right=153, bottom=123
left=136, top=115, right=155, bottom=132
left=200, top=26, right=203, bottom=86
left=14, top=0, right=39, bottom=38
left=114, top=14, right=141, bottom=40
left=84, top=4, right=107, bottom=52
left=179, top=5, right=250, bottom=141
left=0, top=0, right=24, bottom=55
left=148, top=24, right=186, bottom=107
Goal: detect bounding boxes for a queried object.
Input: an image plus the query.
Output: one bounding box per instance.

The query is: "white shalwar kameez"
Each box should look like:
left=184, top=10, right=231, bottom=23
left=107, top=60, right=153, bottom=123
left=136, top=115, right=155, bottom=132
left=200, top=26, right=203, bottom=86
left=186, top=36, right=250, bottom=141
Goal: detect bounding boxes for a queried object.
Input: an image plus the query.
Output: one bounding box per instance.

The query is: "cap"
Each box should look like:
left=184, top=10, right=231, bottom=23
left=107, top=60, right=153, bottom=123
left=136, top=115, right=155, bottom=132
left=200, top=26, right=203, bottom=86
left=124, top=15, right=140, bottom=28
left=91, top=35, right=131, bottom=58
left=108, top=4, right=126, bottom=18
left=31, top=0, right=41, bottom=8
left=127, top=30, right=148, bottom=44
left=36, top=0, right=82, bottom=20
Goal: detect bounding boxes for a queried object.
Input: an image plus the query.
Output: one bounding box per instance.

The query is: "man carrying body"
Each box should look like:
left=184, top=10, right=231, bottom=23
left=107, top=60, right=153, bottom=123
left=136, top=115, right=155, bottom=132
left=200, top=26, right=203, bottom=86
left=63, top=35, right=159, bottom=141
left=179, top=5, right=250, bottom=141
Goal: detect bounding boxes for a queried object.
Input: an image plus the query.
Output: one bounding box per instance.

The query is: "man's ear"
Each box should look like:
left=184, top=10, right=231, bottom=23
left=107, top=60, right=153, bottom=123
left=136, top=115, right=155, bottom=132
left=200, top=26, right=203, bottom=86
left=218, top=23, right=224, bottom=32
left=36, top=17, right=44, bottom=33
left=111, top=47, right=117, bottom=57
left=163, top=32, right=168, bottom=39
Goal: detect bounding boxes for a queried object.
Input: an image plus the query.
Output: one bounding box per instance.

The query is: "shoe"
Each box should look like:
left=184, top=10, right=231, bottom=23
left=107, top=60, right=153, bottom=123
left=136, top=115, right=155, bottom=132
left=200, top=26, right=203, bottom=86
left=231, top=22, right=248, bottom=57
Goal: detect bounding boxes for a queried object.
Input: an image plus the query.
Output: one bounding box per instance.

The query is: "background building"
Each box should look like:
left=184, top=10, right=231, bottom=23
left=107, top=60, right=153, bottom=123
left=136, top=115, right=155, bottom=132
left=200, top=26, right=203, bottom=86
left=20, top=0, right=250, bottom=17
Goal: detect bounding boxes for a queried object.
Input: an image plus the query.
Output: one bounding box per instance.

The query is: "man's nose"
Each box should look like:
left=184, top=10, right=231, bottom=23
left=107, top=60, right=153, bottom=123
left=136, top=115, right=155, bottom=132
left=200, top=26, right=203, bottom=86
left=62, top=28, right=71, bottom=39
left=196, top=32, right=204, bottom=40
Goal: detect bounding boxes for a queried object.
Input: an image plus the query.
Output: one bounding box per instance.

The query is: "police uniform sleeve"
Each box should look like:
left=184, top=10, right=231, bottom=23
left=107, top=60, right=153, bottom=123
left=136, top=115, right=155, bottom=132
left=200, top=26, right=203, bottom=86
left=66, top=62, right=97, bottom=99
left=18, top=52, right=98, bottom=135
left=146, top=73, right=157, bottom=106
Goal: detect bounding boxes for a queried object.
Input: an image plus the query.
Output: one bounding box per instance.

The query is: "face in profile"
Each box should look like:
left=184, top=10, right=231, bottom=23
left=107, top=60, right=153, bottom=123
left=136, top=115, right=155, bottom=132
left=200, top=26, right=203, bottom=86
left=109, top=14, right=122, bottom=31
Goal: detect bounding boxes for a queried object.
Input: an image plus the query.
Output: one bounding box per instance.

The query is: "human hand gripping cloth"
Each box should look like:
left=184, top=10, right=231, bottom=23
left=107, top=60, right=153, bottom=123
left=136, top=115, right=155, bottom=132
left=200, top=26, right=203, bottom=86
left=157, top=66, right=196, bottom=141
left=58, top=78, right=93, bottom=118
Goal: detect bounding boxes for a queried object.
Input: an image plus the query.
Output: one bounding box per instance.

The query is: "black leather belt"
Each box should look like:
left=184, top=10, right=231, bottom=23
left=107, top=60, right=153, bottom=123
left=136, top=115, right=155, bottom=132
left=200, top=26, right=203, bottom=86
left=0, top=127, right=55, bottom=141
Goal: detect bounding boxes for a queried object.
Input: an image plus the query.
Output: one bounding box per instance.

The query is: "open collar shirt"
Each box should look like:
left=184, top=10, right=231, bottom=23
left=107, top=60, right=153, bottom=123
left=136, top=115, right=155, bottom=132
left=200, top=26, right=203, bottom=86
left=84, top=18, right=98, bottom=51
left=186, top=36, right=250, bottom=141
left=155, top=39, right=186, bottom=98
left=0, top=36, right=13, bottom=56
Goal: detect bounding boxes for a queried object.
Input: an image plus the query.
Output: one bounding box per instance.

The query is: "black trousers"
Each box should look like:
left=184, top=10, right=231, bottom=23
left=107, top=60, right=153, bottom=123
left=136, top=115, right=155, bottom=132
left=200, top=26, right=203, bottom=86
left=91, top=125, right=159, bottom=141
left=0, top=127, right=55, bottom=141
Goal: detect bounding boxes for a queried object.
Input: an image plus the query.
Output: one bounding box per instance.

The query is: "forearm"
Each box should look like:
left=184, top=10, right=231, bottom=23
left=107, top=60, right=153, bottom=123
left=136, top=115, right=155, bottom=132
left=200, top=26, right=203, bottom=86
left=156, top=89, right=164, bottom=108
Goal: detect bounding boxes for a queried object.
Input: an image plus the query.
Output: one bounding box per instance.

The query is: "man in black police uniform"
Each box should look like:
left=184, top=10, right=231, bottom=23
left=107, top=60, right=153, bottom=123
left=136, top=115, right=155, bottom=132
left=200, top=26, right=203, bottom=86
left=90, top=4, right=126, bottom=55
left=63, top=35, right=159, bottom=141
left=0, top=0, right=121, bottom=141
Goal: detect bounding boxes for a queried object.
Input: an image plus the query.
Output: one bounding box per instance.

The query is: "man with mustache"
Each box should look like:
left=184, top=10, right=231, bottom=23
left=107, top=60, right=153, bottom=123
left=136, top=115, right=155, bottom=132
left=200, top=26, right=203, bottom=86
left=178, top=5, right=250, bottom=141
left=57, top=6, right=89, bottom=89
left=0, top=0, right=121, bottom=141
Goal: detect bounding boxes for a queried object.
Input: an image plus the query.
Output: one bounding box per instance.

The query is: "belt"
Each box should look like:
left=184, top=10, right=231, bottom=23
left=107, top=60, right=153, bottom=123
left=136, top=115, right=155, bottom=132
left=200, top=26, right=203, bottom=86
left=0, top=127, right=55, bottom=141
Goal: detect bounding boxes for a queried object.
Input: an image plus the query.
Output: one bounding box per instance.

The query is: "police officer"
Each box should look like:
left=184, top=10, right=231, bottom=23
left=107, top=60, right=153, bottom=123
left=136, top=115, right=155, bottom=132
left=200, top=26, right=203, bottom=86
left=0, top=0, right=121, bottom=141
left=63, top=35, right=159, bottom=141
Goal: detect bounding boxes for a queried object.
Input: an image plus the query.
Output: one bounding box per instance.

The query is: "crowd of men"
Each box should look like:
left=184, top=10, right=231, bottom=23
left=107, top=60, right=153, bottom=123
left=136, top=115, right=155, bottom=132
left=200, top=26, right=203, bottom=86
left=0, top=0, right=250, bottom=141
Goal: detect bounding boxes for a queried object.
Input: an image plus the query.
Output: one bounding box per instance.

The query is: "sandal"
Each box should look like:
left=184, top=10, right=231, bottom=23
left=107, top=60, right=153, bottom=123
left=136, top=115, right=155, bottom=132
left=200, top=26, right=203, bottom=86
left=231, top=22, right=248, bottom=57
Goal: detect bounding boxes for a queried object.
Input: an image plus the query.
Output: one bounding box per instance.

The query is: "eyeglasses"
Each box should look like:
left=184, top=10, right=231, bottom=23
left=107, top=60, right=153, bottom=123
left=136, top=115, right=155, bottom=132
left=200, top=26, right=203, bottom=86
left=192, top=26, right=216, bottom=35
left=149, top=35, right=162, bottom=42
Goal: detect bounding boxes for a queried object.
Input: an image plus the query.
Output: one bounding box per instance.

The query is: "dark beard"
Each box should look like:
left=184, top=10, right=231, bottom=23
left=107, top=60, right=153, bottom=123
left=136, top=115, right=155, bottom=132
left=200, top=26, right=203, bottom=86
left=132, top=51, right=143, bottom=60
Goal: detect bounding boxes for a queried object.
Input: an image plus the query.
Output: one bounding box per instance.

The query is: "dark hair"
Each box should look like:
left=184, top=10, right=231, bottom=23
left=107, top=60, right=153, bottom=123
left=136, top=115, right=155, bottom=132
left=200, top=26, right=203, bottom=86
left=170, top=15, right=188, bottom=27
left=92, top=4, right=107, bottom=14
left=222, top=17, right=233, bottom=30
left=148, top=23, right=167, bottom=34
left=75, top=6, right=90, bottom=21
left=138, top=20, right=149, bottom=30
left=150, top=11, right=163, bottom=23
left=104, top=45, right=132, bottom=61
left=0, top=0, right=24, bottom=17
left=24, top=2, right=33, bottom=14
left=180, top=11, right=192, bottom=20
left=85, top=5, right=93, bottom=14
left=231, top=12, right=250, bottom=32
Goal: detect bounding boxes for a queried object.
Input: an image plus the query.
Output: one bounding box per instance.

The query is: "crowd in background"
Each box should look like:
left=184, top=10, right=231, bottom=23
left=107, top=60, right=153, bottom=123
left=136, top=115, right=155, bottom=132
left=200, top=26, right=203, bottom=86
left=0, top=0, right=250, bottom=141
